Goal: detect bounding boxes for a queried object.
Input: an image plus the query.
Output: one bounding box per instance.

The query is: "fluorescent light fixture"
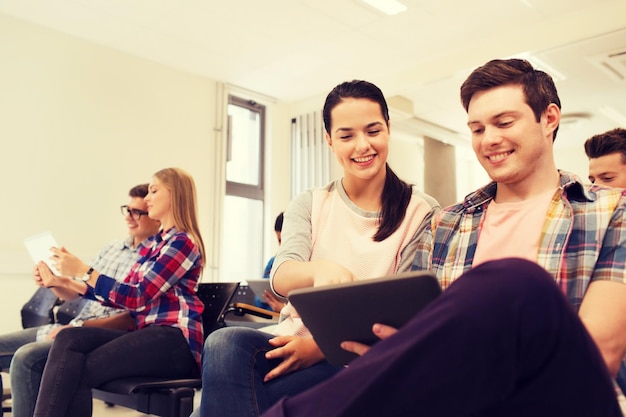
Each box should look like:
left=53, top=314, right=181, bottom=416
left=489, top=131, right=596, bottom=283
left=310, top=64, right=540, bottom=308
left=361, top=0, right=407, bottom=15
left=514, top=52, right=566, bottom=81
left=527, top=56, right=566, bottom=81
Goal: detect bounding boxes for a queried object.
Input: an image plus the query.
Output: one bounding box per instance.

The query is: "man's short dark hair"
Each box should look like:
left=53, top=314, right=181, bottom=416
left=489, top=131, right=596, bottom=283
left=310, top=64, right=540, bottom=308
left=460, top=58, right=562, bottom=141
left=584, top=128, right=626, bottom=163
left=129, top=184, right=149, bottom=199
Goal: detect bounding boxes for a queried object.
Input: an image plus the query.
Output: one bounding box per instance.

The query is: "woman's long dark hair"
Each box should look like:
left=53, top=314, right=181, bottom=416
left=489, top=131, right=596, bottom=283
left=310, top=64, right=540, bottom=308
left=323, top=80, right=413, bottom=242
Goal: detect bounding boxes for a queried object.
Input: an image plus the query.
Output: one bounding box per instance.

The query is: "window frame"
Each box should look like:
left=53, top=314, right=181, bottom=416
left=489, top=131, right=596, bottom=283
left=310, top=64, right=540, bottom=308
left=225, top=95, right=266, bottom=201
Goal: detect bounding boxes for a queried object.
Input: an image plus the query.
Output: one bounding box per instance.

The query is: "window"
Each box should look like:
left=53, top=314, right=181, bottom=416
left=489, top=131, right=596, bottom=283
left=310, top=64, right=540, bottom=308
left=221, top=96, right=265, bottom=281
left=291, top=111, right=331, bottom=197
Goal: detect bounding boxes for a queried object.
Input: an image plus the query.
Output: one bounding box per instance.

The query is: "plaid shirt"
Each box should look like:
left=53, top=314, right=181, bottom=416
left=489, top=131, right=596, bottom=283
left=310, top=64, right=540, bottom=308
left=36, top=237, right=144, bottom=341
left=88, top=227, right=204, bottom=367
left=412, top=170, right=626, bottom=394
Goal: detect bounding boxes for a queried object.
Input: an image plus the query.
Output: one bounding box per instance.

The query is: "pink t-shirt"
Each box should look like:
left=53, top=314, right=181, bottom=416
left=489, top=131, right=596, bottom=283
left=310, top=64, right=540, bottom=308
left=272, top=179, right=438, bottom=336
left=472, top=189, right=557, bottom=267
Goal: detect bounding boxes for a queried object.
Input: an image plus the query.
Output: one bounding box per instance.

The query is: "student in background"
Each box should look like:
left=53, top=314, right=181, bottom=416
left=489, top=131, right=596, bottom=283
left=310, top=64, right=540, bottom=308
left=260, top=59, right=626, bottom=417
left=255, top=212, right=285, bottom=312
left=585, top=127, right=626, bottom=187
left=262, top=212, right=284, bottom=278
left=2, top=183, right=160, bottom=417
left=33, top=167, right=205, bottom=417
left=585, top=126, right=626, bottom=400
left=190, top=80, right=440, bottom=417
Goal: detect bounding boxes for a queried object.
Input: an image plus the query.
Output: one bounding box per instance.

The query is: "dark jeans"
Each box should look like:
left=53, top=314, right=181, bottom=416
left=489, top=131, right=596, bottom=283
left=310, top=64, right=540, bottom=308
left=193, top=327, right=341, bottom=417
left=262, top=258, right=622, bottom=417
left=33, top=325, right=198, bottom=417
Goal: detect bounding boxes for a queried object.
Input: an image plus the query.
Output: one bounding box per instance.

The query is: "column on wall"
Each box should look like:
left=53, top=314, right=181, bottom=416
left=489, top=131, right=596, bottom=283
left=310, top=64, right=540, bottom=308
left=423, top=136, right=457, bottom=208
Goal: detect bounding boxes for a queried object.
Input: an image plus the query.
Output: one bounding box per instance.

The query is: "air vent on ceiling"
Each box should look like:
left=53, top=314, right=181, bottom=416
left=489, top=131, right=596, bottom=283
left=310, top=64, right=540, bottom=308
left=560, top=112, right=592, bottom=125
left=588, top=49, right=626, bottom=83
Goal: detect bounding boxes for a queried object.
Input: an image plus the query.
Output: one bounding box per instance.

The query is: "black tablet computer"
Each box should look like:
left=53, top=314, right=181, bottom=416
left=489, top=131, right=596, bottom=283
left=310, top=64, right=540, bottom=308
left=288, top=270, right=441, bottom=366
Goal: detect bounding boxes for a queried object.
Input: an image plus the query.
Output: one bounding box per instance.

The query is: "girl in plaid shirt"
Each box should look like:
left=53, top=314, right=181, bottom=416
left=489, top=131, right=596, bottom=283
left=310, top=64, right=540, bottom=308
left=34, top=167, right=205, bottom=417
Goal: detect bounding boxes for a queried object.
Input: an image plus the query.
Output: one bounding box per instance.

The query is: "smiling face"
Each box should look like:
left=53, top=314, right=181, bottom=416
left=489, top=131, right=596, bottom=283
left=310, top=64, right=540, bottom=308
left=588, top=152, right=626, bottom=188
left=145, top=177, right=173, bottom=230
left=124, top=196, right=161, bottom=245
left=325, top=97, right=389, bottom=186
left=467, top=84, right=560, bottom=197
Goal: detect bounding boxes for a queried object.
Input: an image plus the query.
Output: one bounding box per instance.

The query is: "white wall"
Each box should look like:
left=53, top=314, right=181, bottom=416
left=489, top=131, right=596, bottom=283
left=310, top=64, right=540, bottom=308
left=0, top=15, right=293, bottom=334
left=1, top=14, right=215, bottom=267
left=555, top=144, right=590, bottom=183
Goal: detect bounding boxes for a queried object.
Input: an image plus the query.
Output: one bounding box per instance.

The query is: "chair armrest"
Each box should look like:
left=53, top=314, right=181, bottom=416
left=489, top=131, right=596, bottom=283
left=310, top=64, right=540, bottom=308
left=226, top=302, right=280, bottom=320
left=96, top=377, right=202, bottom=395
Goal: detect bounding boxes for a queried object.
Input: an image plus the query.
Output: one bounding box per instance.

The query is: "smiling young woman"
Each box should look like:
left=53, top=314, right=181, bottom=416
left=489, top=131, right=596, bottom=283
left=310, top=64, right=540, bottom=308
left=189, top=80, right=440, bottom=417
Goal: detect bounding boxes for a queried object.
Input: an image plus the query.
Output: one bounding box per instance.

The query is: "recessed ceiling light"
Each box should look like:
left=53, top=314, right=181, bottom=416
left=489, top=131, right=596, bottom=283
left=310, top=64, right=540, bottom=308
left=360, top=0, right=408, bottom=15
left=560, top=112, right=592, bottom=125
left=528, top=56, right=566, bottom=81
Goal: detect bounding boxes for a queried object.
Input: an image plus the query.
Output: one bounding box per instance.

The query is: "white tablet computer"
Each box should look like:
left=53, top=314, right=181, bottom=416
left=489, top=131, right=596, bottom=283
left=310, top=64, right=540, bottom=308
left=24, top=231, right=60, bottom=275
left=288, top=270, right=441, bottom=366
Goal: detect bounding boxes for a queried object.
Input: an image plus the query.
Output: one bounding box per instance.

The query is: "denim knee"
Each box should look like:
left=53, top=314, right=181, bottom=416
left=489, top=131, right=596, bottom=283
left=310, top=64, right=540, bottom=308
left=205, top=327, right=271, bottom=357
left=203, top=327, right=273, bottom=375
left=12, top=341, right=51, bottom=373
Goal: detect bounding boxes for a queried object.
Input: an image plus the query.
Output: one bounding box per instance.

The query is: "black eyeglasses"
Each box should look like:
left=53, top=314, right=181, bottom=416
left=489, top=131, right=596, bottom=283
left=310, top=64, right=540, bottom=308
left=120, top=205, right=149, bottom=221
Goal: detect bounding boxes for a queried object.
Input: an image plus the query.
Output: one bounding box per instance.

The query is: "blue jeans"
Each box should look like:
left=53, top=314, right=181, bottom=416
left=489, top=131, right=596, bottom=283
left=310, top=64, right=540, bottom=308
left=0, top=327, right=39, bottom=370
left=0, top=327, right=49, bottom=417
left=11, top=339, right=54, bottom=417
left=191, top=326, right=341, bottom=417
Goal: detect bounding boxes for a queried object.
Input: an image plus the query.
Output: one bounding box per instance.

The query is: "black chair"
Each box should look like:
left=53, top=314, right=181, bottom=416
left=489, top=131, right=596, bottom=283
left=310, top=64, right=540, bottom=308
left=20, top=287, right=60, bottom=329
left=0, top=376, right=8, bottom=417
left=225, top=283, right=280, bottom=328
left=1, top=379, right=7, bottom=417
left=55, top=297, right=90, bottom=325
left=91, top=282, right=242, bottom=417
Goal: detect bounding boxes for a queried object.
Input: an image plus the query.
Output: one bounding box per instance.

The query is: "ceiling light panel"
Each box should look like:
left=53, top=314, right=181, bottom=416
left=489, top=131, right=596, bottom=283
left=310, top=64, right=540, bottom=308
left=359, top=0, right=407, bottom=15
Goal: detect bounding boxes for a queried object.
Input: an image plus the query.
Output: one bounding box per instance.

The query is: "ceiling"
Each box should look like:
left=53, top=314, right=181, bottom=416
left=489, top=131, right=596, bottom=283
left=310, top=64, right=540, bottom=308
left=1, top=0, right=625, bottom=149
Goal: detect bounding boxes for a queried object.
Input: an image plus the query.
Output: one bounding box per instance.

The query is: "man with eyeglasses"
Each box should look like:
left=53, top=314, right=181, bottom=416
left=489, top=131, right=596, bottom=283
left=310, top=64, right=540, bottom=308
left=0, top=183, right=160, bottom=417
